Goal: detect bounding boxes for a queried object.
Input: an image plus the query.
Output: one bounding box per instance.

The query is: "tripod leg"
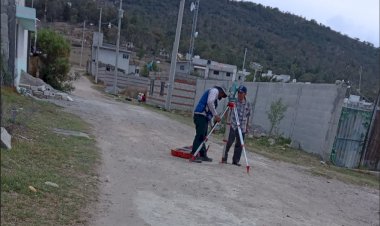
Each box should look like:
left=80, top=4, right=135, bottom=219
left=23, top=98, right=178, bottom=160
left=190, top=106, right=230, bottom=161
left=221, top=109, right=231, bottom=163
left=232, top=107, right=251, bottom=174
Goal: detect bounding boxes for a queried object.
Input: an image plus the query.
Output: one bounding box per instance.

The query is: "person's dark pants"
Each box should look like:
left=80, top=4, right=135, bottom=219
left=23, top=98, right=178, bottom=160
left=224, top=127, right=245, bottom=164
left=192, top=114, right=208, bottom=157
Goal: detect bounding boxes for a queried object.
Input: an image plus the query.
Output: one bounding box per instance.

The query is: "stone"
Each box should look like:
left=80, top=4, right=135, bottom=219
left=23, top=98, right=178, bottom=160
left=45, top=181, right=59, bottom=188
left=43, top=90, right=51, bottom=96
left=37, top=85, right=46, bottom=91
left=268, top=138, right=275, bottom=146
left=1, top=127, right=11, bottom=150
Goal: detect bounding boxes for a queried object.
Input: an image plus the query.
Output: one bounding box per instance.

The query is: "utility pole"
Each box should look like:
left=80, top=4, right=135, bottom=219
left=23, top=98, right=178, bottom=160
left=188, top=0, right=200, bottom=74
left=113, top=0, right=123, bottom=95
left=242, top=48, right=247, bottom=71
left=165, top=0, right=185, bottom=111
left=95, top=7, right=102, bottom=84
left=44, top=0, right=47, bottom=23
left=80, top=20, right=86, bottom=67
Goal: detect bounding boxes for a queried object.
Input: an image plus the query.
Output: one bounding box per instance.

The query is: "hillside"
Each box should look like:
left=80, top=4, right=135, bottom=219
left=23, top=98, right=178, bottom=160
left=30, top=0, right=379, bottom=100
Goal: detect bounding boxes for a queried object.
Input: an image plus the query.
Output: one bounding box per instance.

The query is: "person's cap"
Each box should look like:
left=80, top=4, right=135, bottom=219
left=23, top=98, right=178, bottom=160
left=238, top=85, right=247, bottom=94
left=215, top=86, right=227, bottom=98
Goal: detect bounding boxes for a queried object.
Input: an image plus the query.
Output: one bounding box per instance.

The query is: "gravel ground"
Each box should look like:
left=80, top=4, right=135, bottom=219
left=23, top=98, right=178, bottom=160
left=54, top=75, right=379, bottom=226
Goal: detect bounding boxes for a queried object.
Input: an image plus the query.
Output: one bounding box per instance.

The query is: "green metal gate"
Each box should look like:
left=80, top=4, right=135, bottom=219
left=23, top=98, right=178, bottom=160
left=330, top=106, right=372, bottom=168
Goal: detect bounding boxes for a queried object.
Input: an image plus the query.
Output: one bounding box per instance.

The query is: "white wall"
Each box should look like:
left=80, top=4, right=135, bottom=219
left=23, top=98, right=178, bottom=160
left=92, top=47, right=130, bottom=73
left=15, top=24, right=28, bottom=87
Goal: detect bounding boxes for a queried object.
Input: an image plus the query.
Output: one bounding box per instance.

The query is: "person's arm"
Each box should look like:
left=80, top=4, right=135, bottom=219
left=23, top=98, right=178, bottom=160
left=207, top=88, right=218, bottom=116
left=207, top=88, right=221, bottom=122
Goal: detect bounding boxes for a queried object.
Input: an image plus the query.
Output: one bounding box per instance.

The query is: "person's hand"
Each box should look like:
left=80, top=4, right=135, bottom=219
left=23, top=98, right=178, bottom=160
left=214, top=115, right=221, bottom=123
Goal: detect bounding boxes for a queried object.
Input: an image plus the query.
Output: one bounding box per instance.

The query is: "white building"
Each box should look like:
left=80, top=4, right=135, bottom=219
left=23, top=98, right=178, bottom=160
left=90, top=32, right=137, bottom=75
left=176, top=57, right=238, bottom=81
left=15, top=0, right=36, bottom=87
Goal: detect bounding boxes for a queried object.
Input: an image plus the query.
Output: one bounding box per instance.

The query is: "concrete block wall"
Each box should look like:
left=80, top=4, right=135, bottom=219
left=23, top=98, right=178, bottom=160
left=97, top=68, right=150, bottom=92
left=195, top=80, right=346, bottom=159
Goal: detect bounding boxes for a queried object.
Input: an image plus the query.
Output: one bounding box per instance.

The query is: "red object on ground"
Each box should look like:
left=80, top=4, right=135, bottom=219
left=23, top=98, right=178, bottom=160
left=171, top=146, right=193, bottom=159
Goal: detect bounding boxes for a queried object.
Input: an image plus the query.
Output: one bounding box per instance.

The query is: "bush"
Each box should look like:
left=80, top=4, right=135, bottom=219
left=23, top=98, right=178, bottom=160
left=37, top=29, right=73, bottom=92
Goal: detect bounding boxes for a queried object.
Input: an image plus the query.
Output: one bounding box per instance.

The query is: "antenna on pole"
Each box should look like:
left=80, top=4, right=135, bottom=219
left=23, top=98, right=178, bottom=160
left=358, top=65, right=362, bottom=94
left=188, top=0, right=200, bottom=74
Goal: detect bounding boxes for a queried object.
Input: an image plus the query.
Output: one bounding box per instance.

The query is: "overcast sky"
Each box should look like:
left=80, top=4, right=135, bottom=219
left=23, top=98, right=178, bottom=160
left=241, top=0, right=379, bottom=47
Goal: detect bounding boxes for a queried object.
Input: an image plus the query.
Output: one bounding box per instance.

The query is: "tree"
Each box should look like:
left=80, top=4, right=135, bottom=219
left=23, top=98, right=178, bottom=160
left=37, top=29, right=73, bottom=91
left=267, top=98, right=288, bottom=137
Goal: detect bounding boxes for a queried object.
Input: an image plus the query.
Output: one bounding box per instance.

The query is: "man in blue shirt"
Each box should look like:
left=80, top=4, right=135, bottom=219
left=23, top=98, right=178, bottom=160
left=191, top=86, right=227, bottom=163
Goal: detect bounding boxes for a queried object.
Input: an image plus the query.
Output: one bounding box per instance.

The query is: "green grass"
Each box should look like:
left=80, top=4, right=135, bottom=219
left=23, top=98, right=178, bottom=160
left=1, top=87, right=99, bottom=225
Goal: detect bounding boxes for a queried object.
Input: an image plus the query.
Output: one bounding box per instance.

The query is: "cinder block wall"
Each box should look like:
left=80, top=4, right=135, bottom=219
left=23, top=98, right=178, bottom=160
left=195, top=80, right=346, bottom=159
left=96, top=67, right=150, bottom=92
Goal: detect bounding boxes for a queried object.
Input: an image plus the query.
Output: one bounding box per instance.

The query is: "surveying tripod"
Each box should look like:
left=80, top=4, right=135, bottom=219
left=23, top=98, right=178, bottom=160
left=190, top=83, right=251, bottom=174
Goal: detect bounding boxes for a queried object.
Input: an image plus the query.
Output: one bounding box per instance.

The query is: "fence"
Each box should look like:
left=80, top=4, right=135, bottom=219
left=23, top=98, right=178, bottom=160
left=146, top=76, right=197, bottom=111
left=330, top=105, right=373, bottom=168
left=96, top=67, right=150, bottom=94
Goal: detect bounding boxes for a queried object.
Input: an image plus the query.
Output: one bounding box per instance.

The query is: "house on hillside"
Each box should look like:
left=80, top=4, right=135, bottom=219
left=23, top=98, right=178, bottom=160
left=1, top=0, right=36, bottom=87
left=236, top=70, right=250, bottom=82
left=89, top=32, right=139, bottom=76
left=176, top=56, right=238, bottom=81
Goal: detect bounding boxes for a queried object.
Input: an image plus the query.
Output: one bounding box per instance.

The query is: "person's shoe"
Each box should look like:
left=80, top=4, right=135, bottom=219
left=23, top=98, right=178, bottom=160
left=189, top=156, right=202, bottom=163
left=201, top=156, right=213, bottom=162
left=221, top=158, right=227, bottom=164
left=232, top=162, right=241, bottom=166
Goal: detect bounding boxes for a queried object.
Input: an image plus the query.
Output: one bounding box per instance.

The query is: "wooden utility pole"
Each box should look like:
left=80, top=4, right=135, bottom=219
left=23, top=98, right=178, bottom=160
left=95, top=7, right=102, bottom=83
left=165, top=0, right=185, bottom=110
left=80, top=20, right=86, bottom=67
left=113, top=0, right=123, bottom=95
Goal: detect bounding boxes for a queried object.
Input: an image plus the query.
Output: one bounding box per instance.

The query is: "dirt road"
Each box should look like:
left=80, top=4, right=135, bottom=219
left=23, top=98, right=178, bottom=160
left=56, top=76, right=379, bottom=226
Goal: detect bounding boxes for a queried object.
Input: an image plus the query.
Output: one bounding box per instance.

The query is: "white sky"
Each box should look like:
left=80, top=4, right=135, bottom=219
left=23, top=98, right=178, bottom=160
left=241, top=0, right=379, bottom=47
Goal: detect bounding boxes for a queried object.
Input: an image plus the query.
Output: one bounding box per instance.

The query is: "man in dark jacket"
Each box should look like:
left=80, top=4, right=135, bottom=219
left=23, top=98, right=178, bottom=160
left=191, top=86, right=227, bottom=163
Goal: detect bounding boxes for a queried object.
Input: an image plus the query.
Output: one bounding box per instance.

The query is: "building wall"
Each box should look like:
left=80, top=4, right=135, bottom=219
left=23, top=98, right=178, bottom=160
left=15, top=25, right=28, bottom=86
left=91, top=46, right=130, bottom=73
left=207, top=69, right=234, bottom=81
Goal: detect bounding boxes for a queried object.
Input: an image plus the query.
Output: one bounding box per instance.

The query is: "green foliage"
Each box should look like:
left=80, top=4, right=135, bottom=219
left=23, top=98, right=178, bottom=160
left=137, top=48, right=145, bottom=60
left=37, top=29, right=73, bottom=92
left=267, top=98, right=288, bottom=137
left=141, top=65, right=149, bottom=77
